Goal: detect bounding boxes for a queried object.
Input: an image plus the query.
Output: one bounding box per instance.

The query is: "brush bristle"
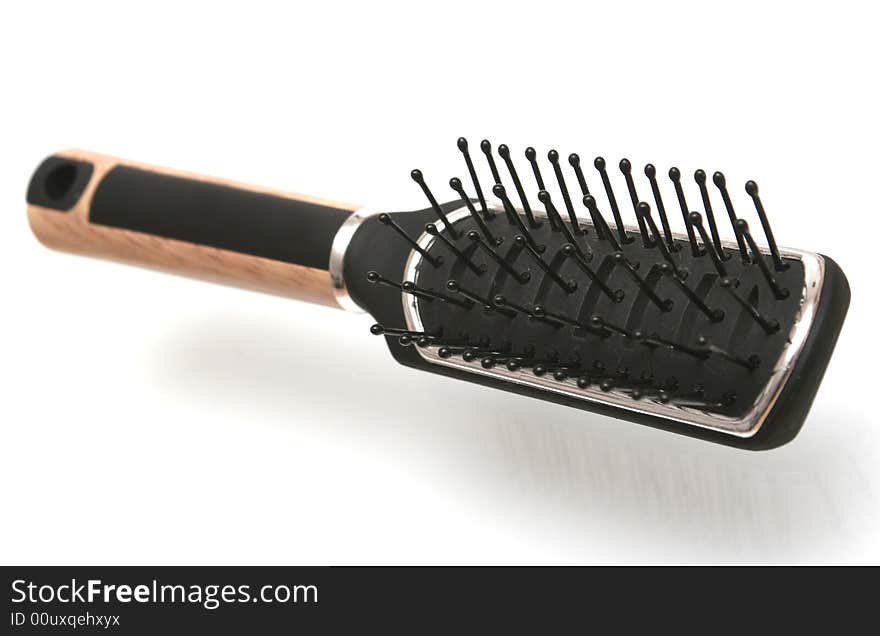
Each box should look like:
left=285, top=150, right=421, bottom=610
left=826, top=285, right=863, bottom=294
left=369, top=138, right=803, bottom=416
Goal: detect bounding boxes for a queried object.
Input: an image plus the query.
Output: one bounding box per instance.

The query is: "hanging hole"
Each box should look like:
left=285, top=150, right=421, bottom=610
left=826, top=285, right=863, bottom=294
left=44, top=162, right=78, bottom=200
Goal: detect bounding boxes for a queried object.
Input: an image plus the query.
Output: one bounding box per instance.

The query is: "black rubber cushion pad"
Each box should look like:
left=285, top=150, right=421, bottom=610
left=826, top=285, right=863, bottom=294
left=344, top=202, right=849, bottom=450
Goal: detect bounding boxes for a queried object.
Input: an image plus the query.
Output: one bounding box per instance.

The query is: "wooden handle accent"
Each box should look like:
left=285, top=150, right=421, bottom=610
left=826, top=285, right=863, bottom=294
left=26, top=149, right=360, bottom=308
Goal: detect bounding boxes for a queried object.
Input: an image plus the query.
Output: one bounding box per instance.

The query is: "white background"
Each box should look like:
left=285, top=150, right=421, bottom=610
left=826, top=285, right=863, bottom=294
left=2, top=1, right=878, bottom=564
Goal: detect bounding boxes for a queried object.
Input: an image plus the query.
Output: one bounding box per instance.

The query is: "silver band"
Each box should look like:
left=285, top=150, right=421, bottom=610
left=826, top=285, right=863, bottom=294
left=329, top=207, right=379, bottom=312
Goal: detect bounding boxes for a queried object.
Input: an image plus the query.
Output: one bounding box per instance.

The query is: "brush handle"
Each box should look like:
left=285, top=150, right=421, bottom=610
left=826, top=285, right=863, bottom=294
left=26, top=150, right=360, bottom=307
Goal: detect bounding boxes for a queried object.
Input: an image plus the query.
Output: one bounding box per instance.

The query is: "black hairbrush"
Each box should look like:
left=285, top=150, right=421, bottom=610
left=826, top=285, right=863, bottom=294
left=26, top=140, right=849, bottom=449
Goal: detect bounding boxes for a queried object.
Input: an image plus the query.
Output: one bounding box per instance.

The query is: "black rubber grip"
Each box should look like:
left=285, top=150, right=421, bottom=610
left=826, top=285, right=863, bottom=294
left=88, top=166, right=352, bottom=270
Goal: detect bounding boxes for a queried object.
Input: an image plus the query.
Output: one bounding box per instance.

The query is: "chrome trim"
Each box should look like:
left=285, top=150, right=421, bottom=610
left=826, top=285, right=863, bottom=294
left=329, top=207, right=378, bottom=312
left=401, top=205, right=825, bottom=438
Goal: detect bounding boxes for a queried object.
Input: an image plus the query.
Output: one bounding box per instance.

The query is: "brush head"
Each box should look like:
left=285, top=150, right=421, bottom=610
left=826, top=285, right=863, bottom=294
left=341, top=139, right=849, bottom=450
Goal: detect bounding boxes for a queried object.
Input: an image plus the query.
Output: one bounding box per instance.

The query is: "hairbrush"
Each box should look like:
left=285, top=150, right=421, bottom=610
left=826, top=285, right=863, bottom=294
left=26, top=140, right=849, bottom=450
